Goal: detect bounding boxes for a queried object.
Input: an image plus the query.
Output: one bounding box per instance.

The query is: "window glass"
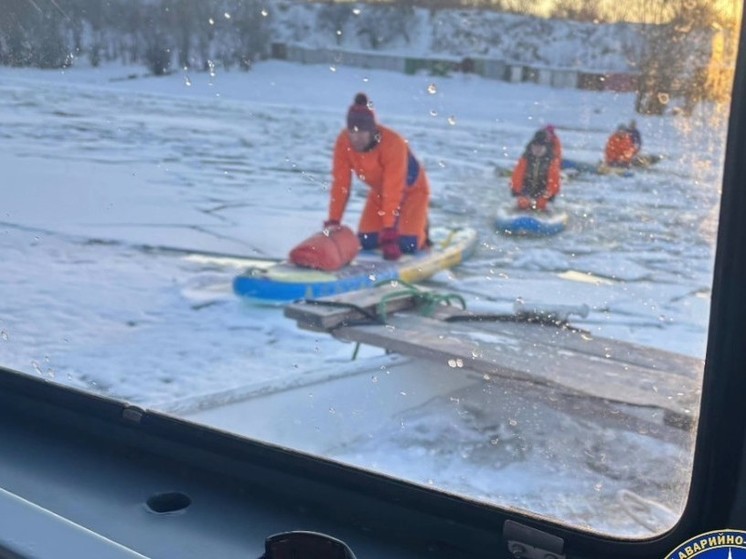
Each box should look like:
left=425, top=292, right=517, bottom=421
left=0, top=0, right=740, bottom=538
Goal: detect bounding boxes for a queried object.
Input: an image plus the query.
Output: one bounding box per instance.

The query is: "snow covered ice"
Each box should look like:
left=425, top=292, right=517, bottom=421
left=0, top=58, right=723, bottom=537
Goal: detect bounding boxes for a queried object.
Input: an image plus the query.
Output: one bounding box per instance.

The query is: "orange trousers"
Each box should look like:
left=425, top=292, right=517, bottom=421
left=357, top=175, right=430, bottom=252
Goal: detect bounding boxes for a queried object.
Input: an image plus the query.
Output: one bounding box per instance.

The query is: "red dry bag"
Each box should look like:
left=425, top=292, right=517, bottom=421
left=288, top=225, right=361, bottom=271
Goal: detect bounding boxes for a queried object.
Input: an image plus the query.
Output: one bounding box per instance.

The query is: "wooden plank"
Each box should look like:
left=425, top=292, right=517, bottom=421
left=330, top=314, right=700, bottom=427
left=286, top=292, right=702, bottom=380
left=283, top=285, right=702, bottom=427
left=430, top=306, right=703, bottom=379
left=283, top=283, right=432, bottom=330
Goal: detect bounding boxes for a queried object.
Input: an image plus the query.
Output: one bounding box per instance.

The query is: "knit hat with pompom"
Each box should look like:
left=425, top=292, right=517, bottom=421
left=347, top=93, right=376, bottom=132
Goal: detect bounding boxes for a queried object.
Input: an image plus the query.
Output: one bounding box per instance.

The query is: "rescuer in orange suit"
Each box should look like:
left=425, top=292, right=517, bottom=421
left=511, top=129, right=561, bottom=211
left=324, top=93, right=430, bottom=261
left=605, top=123, right=640, bottom=167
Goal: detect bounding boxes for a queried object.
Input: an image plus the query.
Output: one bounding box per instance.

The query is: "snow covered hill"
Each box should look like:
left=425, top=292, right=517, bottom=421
left=270, top=2, right=650, bottom=72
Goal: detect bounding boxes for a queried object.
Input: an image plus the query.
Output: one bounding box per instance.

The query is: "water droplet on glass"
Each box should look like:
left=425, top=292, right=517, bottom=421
left=329, top=66, right=337, bottom=73
left=447, top=115, right=456, bottom=125
left=430, top=109, right=438, bottom=117
left=261, top=9, right=268, bottom=16
left=208, top=17, right=215, bottom=25
left=427, top=84, right=437, bottom=94
left=362, top=76, right=369, bottom=83
left=328, top=407, right=336, bottom=414
left=184, top=75, right=192, bottom=87
left=657, top=92, right=670, bottom=104
left=352, top=8, right=361, bottom=15
left=490, top=438, right=499, bottom=445
left=371, top=375, right=378, bottom=383
left=0, top=330, right=7, bottom=341
left=224, top=12, right=231, bottom=19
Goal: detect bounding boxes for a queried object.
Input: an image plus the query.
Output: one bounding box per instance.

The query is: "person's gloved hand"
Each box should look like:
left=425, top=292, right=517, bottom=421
left=379, top=227, right=402, bottom=261
left=516, top=196, right=531, bottom=210
left=535, top=197, right=548, bottom=210
left=323, top=219, right=340, bottom=230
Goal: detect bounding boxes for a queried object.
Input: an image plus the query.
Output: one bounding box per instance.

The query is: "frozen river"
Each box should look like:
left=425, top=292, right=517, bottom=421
left=0, top=61, right=726, bottom=536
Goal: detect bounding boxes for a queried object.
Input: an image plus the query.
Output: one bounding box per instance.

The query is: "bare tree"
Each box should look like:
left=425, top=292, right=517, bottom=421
left=634, top=0, right=725, bottom=115
left=140, top=3, right=172, bottom=76
left=0, top=0, right=37, bottom=66
left=355, top=3, right=416, bottom=50
left=317, top=3, right=355, bottom=46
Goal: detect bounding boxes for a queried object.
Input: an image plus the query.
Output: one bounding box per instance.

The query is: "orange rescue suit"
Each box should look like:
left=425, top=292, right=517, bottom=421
left=511, top=155, right=561, bottom=200
left=328, top=125, right=430, bottom=249
left=605, top=131, right=637, bottom=167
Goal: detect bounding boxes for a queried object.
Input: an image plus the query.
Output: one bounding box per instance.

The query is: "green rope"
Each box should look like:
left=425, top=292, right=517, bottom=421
left=302, top=281, right=467, bottom=361
left=374, top=279, right=466, bottom=322
left=352, top=280, right=466, bottom=361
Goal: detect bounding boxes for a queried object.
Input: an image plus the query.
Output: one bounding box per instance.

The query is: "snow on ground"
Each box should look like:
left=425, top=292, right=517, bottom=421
left=0, top=59, right=726, bottom=537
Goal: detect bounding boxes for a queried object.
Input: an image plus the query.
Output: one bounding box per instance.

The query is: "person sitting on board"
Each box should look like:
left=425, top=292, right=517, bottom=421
left=324, top=93, right=431, bottom=261
left=604, top=123, right=640, bottom=168
left=511, top=129, right=561, bottom=212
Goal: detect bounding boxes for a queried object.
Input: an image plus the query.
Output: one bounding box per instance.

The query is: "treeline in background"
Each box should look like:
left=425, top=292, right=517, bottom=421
left=0, top=0, right=740, bottom=116
left=0, top=0, right=273, bottom=72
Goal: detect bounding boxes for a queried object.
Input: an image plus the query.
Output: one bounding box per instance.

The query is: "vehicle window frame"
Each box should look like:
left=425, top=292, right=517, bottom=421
left=0, top=5, right=745, bottom=558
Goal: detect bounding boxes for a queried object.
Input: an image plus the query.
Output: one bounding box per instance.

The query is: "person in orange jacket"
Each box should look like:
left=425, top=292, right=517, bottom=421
left=604, top=124, right=640, bottom=167
left=325, top=93, right=430, bottom=261
left=511, top=129, right=561, bottom=211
